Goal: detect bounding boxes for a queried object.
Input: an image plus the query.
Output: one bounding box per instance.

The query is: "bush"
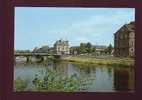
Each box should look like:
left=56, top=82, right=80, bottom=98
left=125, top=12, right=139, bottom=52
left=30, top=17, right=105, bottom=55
left=14, top=77, right=28, bottom=91
left=32, top=69, right=85, bottom=92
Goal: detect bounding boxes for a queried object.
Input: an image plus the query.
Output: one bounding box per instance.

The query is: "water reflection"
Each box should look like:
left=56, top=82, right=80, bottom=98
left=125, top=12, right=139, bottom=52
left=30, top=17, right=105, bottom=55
left=114, top=68, right=134, bottom=91
left=14, top=60, right=134, bottom=92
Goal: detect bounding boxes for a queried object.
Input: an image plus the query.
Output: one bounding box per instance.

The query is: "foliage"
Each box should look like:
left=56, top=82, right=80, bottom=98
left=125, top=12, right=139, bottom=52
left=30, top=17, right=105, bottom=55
left=104, top=44, right=113, bottom=54
left=14, top=77, right=29, bottom=91
left=70, top=42, right=96, bottom=55
left=32, top=69, right=85, bottom=92
left=14, top=69, right=89, bottom=92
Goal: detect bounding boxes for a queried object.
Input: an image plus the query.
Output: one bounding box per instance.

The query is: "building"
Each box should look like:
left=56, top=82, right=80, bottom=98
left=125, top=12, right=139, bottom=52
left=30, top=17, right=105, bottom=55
left=70, top=44, right=108, bottom=56
left=54, top=39, right=70, bottom=55
left=93, top=45, right=107, bottom=56
left=114, top=21, right=135, bottom=57
left=32, top=45, right=49, bottom=53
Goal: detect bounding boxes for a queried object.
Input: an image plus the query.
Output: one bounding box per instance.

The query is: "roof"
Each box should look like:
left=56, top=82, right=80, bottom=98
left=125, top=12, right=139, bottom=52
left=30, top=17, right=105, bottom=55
left=93, top=45, right=107, bottom=49
left=114, top=21, right=135, bottom=35
left=54, top=39, right=69, bottom=46
left=125, top=21, right=135, bottom=32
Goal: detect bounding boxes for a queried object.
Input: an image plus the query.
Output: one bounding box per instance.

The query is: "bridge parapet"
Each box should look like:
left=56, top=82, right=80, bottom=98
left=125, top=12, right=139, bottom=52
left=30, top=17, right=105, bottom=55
left=15, top=52, right=61, bottom=56
left=14, top=52, right=61, bottom=62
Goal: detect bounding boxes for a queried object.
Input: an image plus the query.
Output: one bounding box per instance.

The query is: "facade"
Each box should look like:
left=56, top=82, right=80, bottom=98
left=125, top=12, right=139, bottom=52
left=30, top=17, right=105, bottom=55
left=54, top=39, right=70, bottom=55
left=114, top=21, right=135, bottom=57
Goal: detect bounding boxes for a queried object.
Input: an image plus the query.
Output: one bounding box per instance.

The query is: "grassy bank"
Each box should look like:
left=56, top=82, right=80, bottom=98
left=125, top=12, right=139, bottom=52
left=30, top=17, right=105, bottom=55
left=62, top=56, right=134, bottom=67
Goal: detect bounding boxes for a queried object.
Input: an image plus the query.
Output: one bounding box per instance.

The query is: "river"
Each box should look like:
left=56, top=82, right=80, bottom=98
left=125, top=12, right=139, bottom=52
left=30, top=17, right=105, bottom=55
left=14, top=59, right=134, bottom=92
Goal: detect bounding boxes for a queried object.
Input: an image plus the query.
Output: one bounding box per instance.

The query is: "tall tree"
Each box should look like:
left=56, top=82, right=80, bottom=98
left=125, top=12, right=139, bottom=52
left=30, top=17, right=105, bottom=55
left=106, top=44, right=113, bottom=54
left=86, top=42, right=92, bottom=53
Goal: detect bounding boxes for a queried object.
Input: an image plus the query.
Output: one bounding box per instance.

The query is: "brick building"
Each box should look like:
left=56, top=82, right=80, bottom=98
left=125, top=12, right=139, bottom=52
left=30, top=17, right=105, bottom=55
left=114, top=21, right=135, bottom=57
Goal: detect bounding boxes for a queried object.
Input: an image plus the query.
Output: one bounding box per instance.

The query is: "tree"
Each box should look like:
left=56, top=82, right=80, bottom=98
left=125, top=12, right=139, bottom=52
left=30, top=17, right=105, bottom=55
left=86, top=42, right=92, bottom=53
left=70, top=42, right=96, bottom=55
left=86, top=42, right=91, bottom=48
left=105, top=44, right=113, bottom=54
left=91, top=47, right=96, bottom=52
left=79, top=43, right=88, bottom=54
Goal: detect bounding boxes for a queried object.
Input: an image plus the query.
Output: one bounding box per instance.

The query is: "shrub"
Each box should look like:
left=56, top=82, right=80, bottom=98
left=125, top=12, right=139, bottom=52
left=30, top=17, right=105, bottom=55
left=14, top=77, right=28, bottom=91
left=32, top=69, right=86, bottom=92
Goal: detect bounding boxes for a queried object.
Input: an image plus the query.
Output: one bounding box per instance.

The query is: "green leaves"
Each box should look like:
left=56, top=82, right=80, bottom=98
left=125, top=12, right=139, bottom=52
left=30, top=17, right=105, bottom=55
left=14, top=77, right=28, bottom=91
left=14, top=68, right=90, bottom=92
left=32, top=69, right=82, bottom=92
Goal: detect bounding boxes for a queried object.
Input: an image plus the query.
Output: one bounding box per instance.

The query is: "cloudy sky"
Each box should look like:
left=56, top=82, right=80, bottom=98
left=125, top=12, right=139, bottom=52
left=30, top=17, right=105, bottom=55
left=15, top=7, right=135, bottom=50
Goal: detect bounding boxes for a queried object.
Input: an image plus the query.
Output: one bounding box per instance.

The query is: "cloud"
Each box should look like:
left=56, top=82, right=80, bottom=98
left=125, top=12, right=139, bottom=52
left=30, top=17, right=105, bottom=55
left=15, top=8, right=135, bottom=49
left=43, top=9, right=134, bottom=46
left=21, top=8, right=134, bottom=38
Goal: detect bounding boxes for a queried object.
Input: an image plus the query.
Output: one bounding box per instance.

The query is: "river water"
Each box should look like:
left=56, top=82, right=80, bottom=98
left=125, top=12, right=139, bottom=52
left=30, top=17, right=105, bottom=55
left=14, top=59, right=134, bottom=92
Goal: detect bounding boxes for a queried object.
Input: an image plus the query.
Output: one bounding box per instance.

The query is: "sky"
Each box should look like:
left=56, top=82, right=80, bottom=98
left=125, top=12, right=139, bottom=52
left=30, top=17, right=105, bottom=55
left=15, top=7, right=135, bottom=50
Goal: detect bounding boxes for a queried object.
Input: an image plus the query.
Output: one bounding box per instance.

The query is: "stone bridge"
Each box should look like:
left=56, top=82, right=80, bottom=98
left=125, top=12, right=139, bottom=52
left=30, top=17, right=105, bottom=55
left=14, top=52, right=61, bottom=62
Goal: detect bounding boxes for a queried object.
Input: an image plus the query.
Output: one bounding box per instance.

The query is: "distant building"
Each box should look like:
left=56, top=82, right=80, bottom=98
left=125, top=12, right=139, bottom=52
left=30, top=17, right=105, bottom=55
left=114, top=21, right=135, bottom=57
left=48, top=47, right=55, bottom=54
left=93, top=45, right=107, bottom=56
left=94, top=45, right=107, bottom=49
left=32, top=45, right=49, bottom=53
left=70, top=45, right=108, bottom=56
left=54, top=39, right=70, bottom=55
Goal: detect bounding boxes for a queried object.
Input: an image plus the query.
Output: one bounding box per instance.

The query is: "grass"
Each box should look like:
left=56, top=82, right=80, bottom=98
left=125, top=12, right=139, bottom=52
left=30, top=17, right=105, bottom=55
left=62, top=56, right=134, bottom=67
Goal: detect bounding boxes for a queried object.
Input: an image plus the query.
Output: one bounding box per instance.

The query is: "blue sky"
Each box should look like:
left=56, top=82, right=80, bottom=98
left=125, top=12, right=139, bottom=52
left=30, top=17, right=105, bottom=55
left=15, top=7, right=135, bottom=50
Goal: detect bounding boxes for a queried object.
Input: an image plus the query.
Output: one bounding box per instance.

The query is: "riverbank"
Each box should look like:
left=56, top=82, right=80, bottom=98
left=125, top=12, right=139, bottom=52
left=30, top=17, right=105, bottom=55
left=62, top=56, right=134, bottom=67
left=14, top=56, right=135, bottom=92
